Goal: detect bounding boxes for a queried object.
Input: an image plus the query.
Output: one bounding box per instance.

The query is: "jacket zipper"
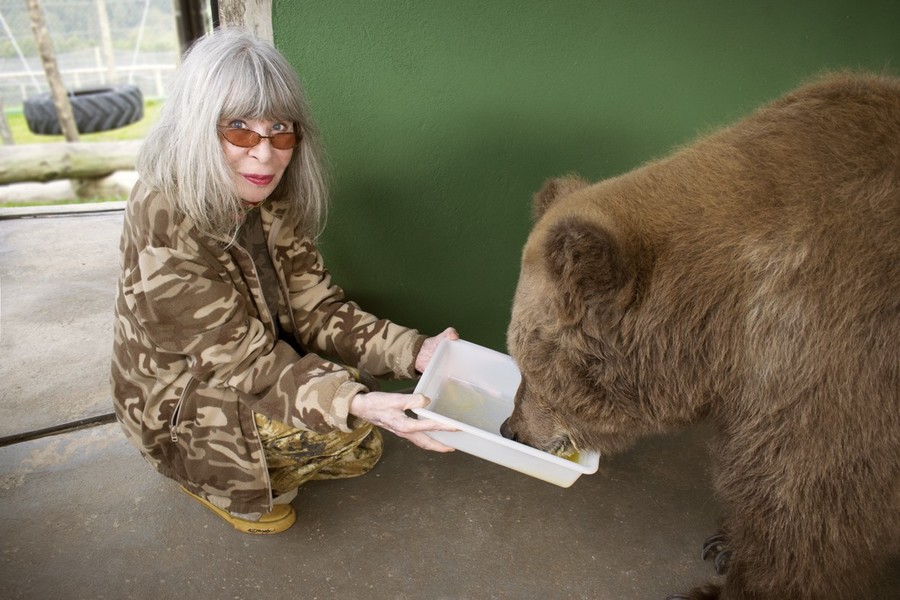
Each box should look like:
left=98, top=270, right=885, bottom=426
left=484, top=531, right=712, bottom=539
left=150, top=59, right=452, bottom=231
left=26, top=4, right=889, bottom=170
left=169, top=377, right=198, bottom=442
left=243, top=209, right=283, bottom=510
left=264, top=211, right=301, bottom=340
left=250, top=414, right=275, bottom=512
left=231, top=220, right=278, bottom=337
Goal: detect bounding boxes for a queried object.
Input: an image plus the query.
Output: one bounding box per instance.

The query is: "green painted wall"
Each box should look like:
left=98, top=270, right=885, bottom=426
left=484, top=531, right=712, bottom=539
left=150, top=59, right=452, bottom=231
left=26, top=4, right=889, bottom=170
left=273, top=1, right=900, bottom=352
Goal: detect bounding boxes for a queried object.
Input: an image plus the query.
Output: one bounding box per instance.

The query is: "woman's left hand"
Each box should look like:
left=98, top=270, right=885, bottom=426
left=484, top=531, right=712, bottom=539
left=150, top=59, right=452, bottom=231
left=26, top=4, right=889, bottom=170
left=415, top=327, right=460, bottom=373
left=349, top=391, right=457, bottom=452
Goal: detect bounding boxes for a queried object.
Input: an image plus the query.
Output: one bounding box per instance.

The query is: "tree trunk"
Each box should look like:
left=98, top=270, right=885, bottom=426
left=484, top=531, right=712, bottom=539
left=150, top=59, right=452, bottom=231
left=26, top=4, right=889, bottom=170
left=217, top=0, right=273, bottom=41
left=25, top=0, right=80, bottom=142
left=0, top=141, right=140, bottom=184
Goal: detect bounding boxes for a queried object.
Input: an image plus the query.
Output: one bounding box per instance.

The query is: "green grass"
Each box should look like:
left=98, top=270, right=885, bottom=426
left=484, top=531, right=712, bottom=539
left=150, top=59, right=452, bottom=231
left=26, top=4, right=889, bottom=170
left=3, top=98, right=162, bottom=144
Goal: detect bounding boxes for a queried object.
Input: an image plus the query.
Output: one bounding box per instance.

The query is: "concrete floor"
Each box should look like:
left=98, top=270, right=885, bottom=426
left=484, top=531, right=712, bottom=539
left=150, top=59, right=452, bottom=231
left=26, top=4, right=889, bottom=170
left=1, top=208, right=897, bottom=599
left=0, top=207, right=124, bottom=438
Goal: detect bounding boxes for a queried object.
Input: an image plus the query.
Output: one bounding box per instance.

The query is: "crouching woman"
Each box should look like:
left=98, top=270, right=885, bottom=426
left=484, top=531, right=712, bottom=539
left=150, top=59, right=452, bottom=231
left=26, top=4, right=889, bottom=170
left=111, top=29, right=457, bottom=534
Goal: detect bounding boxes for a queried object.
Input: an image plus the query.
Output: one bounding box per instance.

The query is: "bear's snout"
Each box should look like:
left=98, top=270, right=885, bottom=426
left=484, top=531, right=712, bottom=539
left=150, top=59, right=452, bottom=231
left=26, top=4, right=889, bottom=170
left=499, top=418, right=517, bottom=441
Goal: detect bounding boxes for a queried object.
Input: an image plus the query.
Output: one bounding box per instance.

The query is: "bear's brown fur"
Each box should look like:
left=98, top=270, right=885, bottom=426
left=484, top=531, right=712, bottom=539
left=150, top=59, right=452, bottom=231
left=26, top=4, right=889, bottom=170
left=503, top=72, right=900, bottom=599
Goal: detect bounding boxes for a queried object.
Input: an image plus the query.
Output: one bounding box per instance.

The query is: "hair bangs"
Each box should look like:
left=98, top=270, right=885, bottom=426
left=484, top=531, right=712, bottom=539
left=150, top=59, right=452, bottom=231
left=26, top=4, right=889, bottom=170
left=220, top=50, right=302, bottom=124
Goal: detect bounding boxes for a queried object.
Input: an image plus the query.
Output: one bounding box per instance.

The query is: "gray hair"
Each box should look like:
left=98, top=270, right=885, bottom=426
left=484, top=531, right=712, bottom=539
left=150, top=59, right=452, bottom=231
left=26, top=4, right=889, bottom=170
left=137, top=28, right=328, bottom=239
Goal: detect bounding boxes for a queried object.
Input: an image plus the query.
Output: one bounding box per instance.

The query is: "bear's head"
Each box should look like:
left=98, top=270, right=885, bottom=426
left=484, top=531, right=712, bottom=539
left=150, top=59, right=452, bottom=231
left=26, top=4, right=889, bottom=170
left=502, top=175, right=651, bottom=457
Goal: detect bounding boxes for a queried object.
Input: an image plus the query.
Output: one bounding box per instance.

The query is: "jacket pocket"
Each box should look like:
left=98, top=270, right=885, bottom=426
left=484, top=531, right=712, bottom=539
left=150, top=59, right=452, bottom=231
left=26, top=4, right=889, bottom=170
left=170, top=377, right=199, bottom=442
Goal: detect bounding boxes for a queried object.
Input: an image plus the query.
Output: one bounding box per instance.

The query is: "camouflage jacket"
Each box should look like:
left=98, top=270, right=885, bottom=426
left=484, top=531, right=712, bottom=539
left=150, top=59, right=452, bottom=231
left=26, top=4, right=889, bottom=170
left=111, top=182, right=426, bottom=515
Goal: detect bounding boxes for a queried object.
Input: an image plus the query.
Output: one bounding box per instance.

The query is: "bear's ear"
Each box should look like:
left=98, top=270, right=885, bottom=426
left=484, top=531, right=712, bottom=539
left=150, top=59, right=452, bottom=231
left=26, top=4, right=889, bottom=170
left=545, top=216, right=633, bottom=324
left=532, top=175, right=590, bottom=221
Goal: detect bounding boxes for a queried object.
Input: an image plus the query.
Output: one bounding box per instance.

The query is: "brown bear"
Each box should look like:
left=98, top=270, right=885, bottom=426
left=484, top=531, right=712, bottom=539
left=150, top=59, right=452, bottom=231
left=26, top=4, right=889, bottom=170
left=501, top=72, right=900, bottom=599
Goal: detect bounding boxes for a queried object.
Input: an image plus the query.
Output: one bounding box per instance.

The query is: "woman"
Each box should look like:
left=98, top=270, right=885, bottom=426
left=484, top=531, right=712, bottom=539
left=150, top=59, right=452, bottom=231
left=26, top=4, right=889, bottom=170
left=111, top=28, right=458, bottom=535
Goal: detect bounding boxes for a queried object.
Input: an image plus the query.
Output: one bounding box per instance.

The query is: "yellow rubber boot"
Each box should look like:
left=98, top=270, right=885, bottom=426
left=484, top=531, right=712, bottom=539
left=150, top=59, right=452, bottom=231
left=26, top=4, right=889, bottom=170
left=180, top=487, right=296, bottom=534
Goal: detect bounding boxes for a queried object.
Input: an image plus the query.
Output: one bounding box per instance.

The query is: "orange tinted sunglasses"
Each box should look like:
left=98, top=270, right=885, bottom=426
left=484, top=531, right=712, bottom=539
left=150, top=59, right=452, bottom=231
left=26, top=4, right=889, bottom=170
left=218, top=127, right=301, bottom=150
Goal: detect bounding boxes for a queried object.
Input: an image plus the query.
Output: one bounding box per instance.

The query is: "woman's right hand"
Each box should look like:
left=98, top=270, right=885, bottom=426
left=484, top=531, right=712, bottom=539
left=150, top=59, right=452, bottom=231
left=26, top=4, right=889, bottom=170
left=349, top=391, right=456, bottom=452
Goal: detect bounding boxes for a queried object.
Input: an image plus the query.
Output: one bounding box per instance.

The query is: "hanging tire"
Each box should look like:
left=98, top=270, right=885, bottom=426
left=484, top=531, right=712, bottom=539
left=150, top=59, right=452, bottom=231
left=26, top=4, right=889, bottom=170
left=23, top=84, right=144, bottom=135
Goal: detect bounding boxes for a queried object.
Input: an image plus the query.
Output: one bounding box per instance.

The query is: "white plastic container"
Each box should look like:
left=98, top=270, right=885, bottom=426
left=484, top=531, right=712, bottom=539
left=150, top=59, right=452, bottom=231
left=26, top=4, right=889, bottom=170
left=412, top=339, right=600, bottom=487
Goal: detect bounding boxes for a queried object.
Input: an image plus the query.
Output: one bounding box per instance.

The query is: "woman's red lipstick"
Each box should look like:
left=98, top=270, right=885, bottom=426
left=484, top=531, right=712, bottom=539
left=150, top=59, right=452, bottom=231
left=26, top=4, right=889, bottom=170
left=242, top=174, right=274, bottom=186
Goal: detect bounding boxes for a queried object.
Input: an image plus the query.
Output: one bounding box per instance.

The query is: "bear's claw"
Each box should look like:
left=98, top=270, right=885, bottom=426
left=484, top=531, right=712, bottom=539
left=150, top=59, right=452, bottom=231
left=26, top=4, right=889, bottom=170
left=701, top=533, right=727, bottom=560
left=713, top=550, right=731, bottom=575
left=701, top=532, right=731, bottom=575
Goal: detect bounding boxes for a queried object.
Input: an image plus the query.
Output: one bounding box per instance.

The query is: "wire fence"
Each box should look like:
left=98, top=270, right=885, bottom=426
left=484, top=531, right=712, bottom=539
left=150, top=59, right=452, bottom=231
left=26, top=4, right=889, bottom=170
left=0, top=48, right=178, bottom=109
left=0, top=0, right=182, bottom=110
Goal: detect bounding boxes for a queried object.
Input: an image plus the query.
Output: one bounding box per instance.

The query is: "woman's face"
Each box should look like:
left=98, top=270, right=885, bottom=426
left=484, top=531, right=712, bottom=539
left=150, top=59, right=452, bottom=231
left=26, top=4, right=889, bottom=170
left=218, top=118, right=296, bottom=206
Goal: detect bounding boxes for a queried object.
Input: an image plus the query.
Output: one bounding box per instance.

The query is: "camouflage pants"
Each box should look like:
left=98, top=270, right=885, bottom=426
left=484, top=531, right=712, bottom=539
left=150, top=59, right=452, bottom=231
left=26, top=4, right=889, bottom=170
left=254, top=362, right=385, bottom=496
left=254, top=414, right=383, bottom=496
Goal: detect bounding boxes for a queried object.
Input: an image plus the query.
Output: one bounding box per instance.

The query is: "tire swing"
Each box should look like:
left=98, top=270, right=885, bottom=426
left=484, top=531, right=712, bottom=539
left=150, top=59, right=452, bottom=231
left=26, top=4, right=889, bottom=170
left=23, top=84, right=144, bottom=135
